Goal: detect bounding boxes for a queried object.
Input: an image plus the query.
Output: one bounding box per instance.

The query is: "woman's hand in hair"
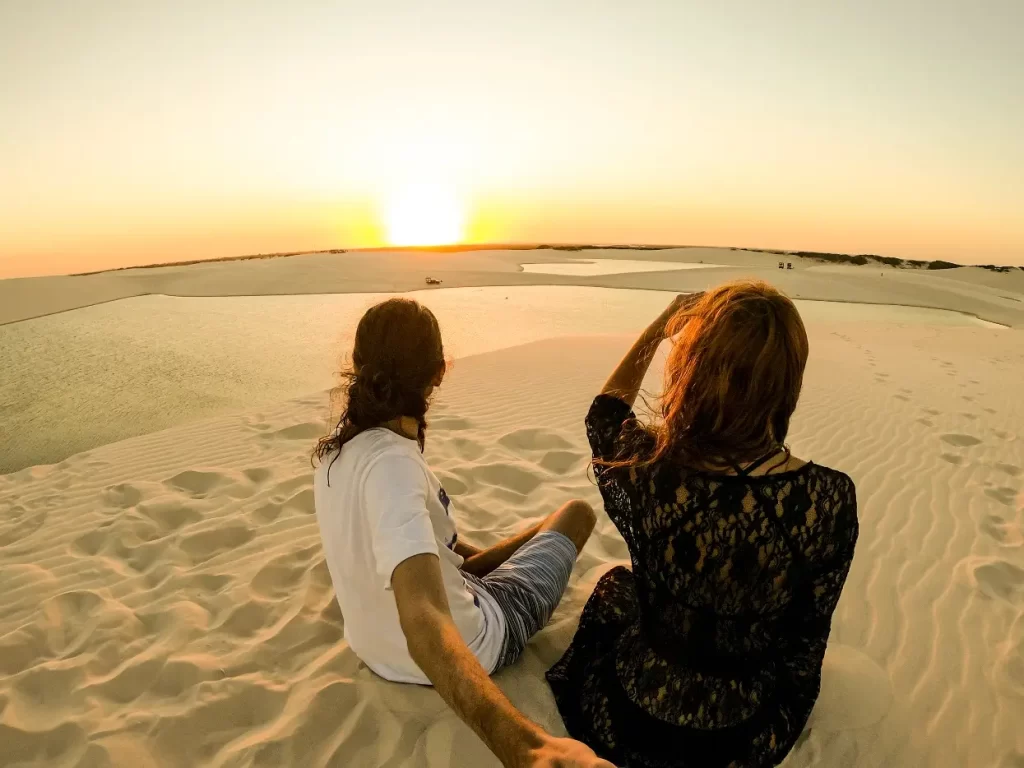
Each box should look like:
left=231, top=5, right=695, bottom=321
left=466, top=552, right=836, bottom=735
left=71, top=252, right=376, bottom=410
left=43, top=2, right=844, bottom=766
left=598, top=292, right=704, bottom=408
left=649, top=292, right=703, bottom=340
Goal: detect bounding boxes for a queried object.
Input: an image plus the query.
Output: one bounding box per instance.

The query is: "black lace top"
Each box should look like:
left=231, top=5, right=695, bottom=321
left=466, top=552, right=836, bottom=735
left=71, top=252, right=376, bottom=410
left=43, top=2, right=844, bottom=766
left=547, top=395, right=858, bottom=767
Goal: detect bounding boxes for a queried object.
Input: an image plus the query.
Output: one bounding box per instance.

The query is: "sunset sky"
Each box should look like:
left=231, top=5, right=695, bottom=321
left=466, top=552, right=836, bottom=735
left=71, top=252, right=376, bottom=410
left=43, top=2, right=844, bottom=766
left=1, top=1, right=1022, bottom=278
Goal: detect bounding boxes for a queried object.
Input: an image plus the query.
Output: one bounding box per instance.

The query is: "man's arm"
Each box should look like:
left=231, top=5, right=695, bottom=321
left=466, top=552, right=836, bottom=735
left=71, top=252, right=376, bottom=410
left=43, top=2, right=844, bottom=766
left=392, top=554, right=613, bottom=768
left=456, top=522, right=543, bottom=578
left=454, top=539, right=483, bottom=559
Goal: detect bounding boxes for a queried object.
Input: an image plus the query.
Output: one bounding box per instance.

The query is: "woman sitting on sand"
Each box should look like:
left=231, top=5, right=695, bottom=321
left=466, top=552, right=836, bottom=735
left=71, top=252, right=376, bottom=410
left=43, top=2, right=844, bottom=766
left=547, top=281, right=859, bottom=768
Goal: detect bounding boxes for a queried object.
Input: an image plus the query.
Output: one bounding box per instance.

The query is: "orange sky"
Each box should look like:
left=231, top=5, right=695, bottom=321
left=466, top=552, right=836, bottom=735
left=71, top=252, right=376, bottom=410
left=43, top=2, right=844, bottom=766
left=2, top=2, right=1022, bottom=278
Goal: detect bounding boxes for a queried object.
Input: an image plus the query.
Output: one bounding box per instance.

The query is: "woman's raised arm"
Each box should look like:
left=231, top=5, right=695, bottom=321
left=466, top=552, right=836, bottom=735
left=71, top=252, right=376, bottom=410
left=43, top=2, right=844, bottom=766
left=599, top=292, right=701, bottom=408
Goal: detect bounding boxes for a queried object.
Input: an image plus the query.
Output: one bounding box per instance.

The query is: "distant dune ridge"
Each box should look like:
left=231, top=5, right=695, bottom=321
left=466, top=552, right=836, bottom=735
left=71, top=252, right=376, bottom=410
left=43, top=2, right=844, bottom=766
left=1, top=248, right=1023, bottom=767
left=65, top=243, right=1024, bottom=278
left=3, top=246, right=1024, bottom=328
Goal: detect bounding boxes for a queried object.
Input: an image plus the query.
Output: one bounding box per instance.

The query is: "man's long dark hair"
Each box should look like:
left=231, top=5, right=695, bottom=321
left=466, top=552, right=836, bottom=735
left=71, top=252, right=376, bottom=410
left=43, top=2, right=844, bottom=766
left=313, top=298, right=446, bottom=477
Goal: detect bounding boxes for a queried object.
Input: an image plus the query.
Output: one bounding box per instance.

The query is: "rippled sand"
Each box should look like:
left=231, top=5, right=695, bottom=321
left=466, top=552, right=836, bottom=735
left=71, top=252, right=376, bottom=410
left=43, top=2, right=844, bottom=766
left=1, top=248, right=1023, bottom=767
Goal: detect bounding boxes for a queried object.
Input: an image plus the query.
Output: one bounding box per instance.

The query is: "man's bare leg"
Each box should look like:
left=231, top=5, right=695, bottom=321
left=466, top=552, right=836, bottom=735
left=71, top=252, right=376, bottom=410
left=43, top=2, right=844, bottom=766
left=460, top=499, right=596, bottom=577
left=536, top=498, right=596, bottom=555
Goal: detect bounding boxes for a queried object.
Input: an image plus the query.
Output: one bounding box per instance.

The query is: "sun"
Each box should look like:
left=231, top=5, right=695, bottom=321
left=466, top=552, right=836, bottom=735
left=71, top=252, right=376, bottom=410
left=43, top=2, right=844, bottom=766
left=384, top=181, right=466, bottom=246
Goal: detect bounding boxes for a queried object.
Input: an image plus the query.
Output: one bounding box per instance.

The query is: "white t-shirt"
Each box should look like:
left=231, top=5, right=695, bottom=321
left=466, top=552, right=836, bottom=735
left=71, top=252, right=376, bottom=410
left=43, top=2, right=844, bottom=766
left=313, top=427, right=507, bottom=684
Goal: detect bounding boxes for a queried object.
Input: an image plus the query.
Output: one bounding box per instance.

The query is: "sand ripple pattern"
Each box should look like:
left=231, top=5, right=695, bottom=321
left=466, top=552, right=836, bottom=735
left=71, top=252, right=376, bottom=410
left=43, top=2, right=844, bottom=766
left=1, top=327, right=1022, bottom=767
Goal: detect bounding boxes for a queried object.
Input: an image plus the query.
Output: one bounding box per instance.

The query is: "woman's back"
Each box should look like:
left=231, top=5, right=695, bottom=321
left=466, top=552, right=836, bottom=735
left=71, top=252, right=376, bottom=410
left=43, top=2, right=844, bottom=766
left=548, top=397, right=859, bottom=766
left=548, top=283, right=859, bottom=767
left=609, top=400, right=859, bottom=728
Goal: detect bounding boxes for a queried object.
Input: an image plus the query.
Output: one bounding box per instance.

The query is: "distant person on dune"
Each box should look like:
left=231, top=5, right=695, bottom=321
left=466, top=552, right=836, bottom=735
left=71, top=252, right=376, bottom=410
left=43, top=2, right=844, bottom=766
left=548, top=281, right=859, bottom=767
left=312, top=298, right=613, bottom=768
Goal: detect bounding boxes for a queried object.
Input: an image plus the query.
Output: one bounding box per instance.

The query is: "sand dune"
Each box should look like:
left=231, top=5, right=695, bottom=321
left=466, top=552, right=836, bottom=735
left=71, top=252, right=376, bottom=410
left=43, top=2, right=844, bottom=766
left=2, top=314, right=1022, bottom=766
left=3, top=247, right=1022, bottom=327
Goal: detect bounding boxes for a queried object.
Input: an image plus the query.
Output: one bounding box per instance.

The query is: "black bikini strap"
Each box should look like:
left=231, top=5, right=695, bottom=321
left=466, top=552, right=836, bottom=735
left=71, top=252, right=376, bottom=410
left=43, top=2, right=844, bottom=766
left=731, top=448, right=784, bottom=477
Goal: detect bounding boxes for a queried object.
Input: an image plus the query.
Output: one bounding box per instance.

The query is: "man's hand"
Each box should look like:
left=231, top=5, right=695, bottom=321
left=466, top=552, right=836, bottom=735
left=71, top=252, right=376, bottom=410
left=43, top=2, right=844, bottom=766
left=524, top=736, right=617, bottom=767
left=394, top=554, right=586, bottom=767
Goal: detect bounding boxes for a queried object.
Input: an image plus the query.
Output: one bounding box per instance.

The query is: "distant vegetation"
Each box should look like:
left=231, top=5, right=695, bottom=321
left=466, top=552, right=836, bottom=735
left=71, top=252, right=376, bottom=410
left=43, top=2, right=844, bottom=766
left=66, top=242, right=1022, bottom=278
left=72, top=249, right=347, bottom=277
left=543, top=244, right=672, bottom=252
left=757, top=249, right=967, bottom=271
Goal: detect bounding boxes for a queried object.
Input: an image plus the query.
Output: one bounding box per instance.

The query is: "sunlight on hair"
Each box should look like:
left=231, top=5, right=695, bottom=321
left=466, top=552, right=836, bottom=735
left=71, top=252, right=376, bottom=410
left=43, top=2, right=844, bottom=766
left=384, top=181, right=466, bottom=246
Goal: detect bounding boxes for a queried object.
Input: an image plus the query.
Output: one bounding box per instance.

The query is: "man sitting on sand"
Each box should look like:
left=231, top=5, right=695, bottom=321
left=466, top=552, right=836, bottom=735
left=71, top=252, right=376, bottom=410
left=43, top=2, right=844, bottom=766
left=312, top=298, right=613, bottom=768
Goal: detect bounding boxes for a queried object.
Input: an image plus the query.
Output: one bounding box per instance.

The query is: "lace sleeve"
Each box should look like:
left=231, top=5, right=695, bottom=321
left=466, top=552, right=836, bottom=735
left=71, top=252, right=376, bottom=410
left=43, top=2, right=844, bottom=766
left=585, top=395, right=635, bottom=466
left=781, top=482, right=859, bottom=693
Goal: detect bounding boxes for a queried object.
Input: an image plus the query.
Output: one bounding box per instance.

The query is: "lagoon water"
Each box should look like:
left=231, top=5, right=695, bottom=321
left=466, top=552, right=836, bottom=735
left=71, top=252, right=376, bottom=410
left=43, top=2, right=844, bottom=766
left=0, top=285, right=1001, bottom=473
left=519, top=258, right=729, bottom=276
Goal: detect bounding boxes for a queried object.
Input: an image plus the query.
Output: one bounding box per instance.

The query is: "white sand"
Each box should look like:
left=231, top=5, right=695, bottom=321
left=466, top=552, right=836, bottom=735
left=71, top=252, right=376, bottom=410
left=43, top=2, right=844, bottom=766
left=1, top=249, right=1023, bottom=767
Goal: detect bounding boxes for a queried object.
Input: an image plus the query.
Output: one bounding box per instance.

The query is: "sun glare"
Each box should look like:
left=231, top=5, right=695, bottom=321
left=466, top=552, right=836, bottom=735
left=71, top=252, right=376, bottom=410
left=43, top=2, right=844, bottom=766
left=384, top=182, right=466, bottom=246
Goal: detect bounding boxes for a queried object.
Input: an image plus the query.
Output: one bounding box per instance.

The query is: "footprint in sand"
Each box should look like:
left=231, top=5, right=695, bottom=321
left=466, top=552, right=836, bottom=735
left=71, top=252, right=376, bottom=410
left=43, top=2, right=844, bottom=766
left=894, top=394, right=910, bottom=402
left=980, top=514, right=1023, bottom=546
left=37, top=590, right=143, bottom=654
left=984, top=407, right=997, bottom=415
left=995, top=463, right=1021, bottom=477
left=261, top=422, right=324, bottom=441
left=244, top=467, right=273, bottom=484
left=498, top=427, right=574, bottom=453
left=164, top=470, right=233, bottom=499
left=251, top=501, right=284, bottom=524
left=971, top=559, right=1024, bottom=603
left=218, top=599, right=286, bottom=638
left=0, top=721, right=87, bottom=766
left=282, top=488, right=315, bottom=515
left=985, top=487, right=1020, bottom=507
left=923, top=408, right=941, bottom=416
left=269, top=475, right=312, bottom=502
left=449, top=437, right=487, bottom=461
left=538, top=450, right=586, bottom=474
left=72, top=528, right=108, bottom=557
left=178, top=524, right=254, bottom=565
left=136, top=499, right=202, bottom=533
left=939, top=454, right=963, bottom=466
left=431, top=415, right=473, bottom=431
left=179, top=572, right=235, bottom=595
left=917, top=418, right=934, bottom=427
left=469, top=463, right=544, bottom=496
left=980, top=514, right=1007, bottom=542
left=142, top=678, right=288, bottom=762
left=941, top=434, right=982, bottom=448
left=111, top=535, right=171, bottom=574
left=0, top=507, right=47, bottom=549
left=435, top=474, right=469, bottom=496
left=263, top=477, right=315, bottom=516
left=251, top=550, right=310, bottom=599
left=102, top=483, right=144, bottom=508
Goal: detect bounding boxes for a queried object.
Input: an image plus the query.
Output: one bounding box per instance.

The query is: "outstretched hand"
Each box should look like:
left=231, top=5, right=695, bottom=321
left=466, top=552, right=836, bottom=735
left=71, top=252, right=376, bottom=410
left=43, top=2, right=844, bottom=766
left=525, top=736, right=617, bottom=767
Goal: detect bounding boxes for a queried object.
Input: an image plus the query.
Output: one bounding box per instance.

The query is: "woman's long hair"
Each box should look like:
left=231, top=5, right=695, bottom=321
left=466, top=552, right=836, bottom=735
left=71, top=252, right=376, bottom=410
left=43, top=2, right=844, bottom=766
left=313, top=298, right=446, bottom=472
left=614, top=280, right=809, bottom=471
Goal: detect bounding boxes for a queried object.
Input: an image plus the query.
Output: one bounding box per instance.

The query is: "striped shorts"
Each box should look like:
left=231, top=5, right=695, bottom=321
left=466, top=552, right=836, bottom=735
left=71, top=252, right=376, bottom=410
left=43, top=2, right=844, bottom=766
left=465, top=531, right=578, bottom=671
